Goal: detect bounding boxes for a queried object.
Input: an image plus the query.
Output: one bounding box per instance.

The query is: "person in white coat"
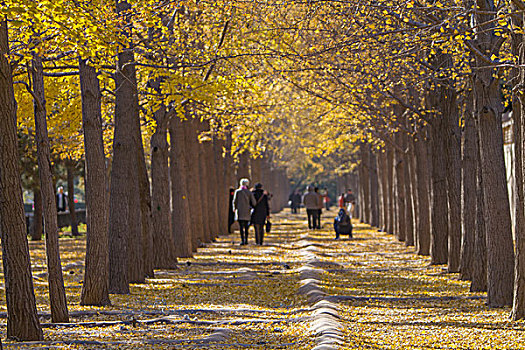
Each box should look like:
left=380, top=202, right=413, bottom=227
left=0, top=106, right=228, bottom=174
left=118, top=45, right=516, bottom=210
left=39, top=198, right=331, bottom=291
left=233, top=178, right=256, bottom=245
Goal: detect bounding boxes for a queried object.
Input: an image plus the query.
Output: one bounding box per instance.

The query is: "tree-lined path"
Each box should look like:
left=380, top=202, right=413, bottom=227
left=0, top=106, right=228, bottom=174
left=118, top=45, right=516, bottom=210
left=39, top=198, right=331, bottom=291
left=5, top=1, right=525, bottom=348
left=3, top=211, right=525, bottom=349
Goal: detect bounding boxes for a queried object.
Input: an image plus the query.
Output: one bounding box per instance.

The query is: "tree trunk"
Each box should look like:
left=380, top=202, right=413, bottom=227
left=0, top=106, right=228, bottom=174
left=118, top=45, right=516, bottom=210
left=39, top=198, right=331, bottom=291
left=78, top=58, right=110, bottom=306
left=135, top=124, right=154, bottom=278
left=360, top=144, right=371, bottom=224
left=512, top=13, right=525, bottom=319
left=127, top=166, right=144, bottom=283
left=198, top=122, right=212, bottom=242
left=430, top=116, right=448, bottom=264
left=31, top=185, right=43, bottom=241
left=470, top=134, right=487, bottom=293
left=445, top=93, right=462, bottom=273
left=513, top=87, right=525, bottom=317
left=204, top=133, right=220, bottom=239
left=377, top=151, right=387, bottom=231
left=386, top=146, right=395, bottom=234
left=414, top=129, right=430, bottom=255
left=214, top=137, right=229, bottom=235
left=31, top=55, right=69, bottom=323
left=109, top=0, right=141, bottom=293
left=408, top=136, right=419, bottom=248
left=460, top=110, right=477, bottom=280
left=404, top=137, right=415, bottom=247
left=251, top=157, right=262, bottom=184
left=169, top=117, right=193, bottom=257
left=394, top=134, right=406, bottom=241
left=475, top=87, right=515, bottom=306
left=369, top=148, right=379, bottom=228
left=184, top=118, right=204, bottom=251
left=66, top=160, right=79, bottom=236
left=471, top=0, right=514, bottom=307
left=0, top=20, right=43, bottom=340
left=236, top=151, right=250, bottom=182
left=151, top=109, right=176, bottom=268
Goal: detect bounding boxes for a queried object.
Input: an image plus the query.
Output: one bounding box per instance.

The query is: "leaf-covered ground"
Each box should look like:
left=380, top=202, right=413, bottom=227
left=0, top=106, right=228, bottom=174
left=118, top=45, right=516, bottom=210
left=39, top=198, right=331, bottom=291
left=2, top=211, right=525, bottom=348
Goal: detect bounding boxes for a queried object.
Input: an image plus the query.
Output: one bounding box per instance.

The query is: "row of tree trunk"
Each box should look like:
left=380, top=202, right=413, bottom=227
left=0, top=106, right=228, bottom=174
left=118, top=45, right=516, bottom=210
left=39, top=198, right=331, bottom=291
left=0, top=12, right=295, bottom=341
left=356, top=76, right=518, bottom=315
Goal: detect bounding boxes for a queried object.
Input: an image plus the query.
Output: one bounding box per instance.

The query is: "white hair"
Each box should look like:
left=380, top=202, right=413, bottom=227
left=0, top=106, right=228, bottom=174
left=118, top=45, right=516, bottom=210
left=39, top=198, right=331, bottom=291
left=239, top=178, right=250, bottom=187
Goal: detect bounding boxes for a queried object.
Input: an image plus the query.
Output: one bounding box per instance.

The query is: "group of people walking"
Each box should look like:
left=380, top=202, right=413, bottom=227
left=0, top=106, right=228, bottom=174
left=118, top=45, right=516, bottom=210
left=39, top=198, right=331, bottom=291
left=230, top=179, right=270, bottom=245
left=229, top=181, right=357, bottom=244
left=302, top=186, right=325, bottom=229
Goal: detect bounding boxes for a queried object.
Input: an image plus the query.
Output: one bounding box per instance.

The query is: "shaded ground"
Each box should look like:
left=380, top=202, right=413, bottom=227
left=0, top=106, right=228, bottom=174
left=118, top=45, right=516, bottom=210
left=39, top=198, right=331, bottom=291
left=2, top=210, right=524, bottom=349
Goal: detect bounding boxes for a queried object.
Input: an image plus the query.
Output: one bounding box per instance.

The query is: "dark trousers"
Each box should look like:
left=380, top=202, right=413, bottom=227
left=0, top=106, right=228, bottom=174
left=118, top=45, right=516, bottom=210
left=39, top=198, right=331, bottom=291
left=254, top=223, right=264, bottom=245
left=306, top=209, right=319, bottom=229
left=316, top=209, right=322, bottom=229
left=238, top=220, right=250, bottom=244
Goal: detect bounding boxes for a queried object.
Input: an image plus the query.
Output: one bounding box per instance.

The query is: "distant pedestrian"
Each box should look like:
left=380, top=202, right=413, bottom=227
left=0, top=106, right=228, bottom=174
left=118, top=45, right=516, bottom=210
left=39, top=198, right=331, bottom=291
left=251, top=183, right=270, bottom=245
left=289, top=190, right=301, bottom=214
left=322, top=188, right=330, bottom=210
left=56, top=186, right=67, bottom=212
left=334, top=208, right=353, bottom=239
left=344, top=189, right=356, bottom=218
left=302, top=186, right=320, bottom=230
left=228, top=187, right=235, bottom=234
left=233, top=178, right=256, bottom=245
left=314, top=187, right=323, bottom=229
left=338, top=193, right=345, bottom=208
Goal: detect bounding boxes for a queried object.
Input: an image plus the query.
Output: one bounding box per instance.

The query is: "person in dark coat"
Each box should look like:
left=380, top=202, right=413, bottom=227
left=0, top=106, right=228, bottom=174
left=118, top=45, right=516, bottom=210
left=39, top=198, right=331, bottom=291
left=56, top=186, right=68, bottom=212
left=251, top=183, right=270, bottom=245
left=228, top=187, right=235, bottom=234
left=334, top=208, right=353, bottom=239
left=303, top=186, right=319, bottom=230
left=289, top=190, right=301, bottom=214
left=314, top=187, right=322, bottom=229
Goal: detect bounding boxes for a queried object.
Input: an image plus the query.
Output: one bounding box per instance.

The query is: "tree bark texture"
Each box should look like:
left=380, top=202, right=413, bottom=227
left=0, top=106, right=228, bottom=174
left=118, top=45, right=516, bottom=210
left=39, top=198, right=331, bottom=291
left=430, top=115, right=449, bottom=264
left=0, top=20, right=43, bottom=340
left=251, top=157, right=262, bottom=184
left=135, top=122, right=154, bottom=278
left=169, top=117, right=193, bottom=257
left=78, top=59, right=111, bottom=306
left=472, top=0, right=514, bottom=307
left=414, top=130, right=430, bottom=255
left=394, top=133, right=406, bottom=242
left=198, top=122, right=212, bottom=242
left=512, top=17, right=525, bottom=319
left=444, top=93, right=462, bottom=273
left=470, top=136, right=487, bottom=293
left=369, top=148, right=379, bottom=228
left=204, top=135, right=220, bottom=239
left=404, top=137, right=415, bottom=247
left=127, top=164, right=144, bottom=283
left=360, top=144, right=371, bottom=224
left=184, top=118, right=204, bottom=251
left=214, top=137, right=229, bottom=235
left=109, top=1, right=139, bottom=293
left=66, top=160, right=79, bottom=236
left=406, top=137, right=418, bottom=247
left=476, top=87, right=515, bottom=306
left=151, top=109, right=176, bottom=268
left=386, top=146, right=395, bottom=234
left=32, top=185, right=43, bottom=241
left=460, top=111, right=477, bottom=280
left=513, top=86, right=525, bottom=317
left=377, top=151, right=387, bottom=231
left=236, top=151, right=250, bottom=182
left=31, top=55, right=69, bottom=323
